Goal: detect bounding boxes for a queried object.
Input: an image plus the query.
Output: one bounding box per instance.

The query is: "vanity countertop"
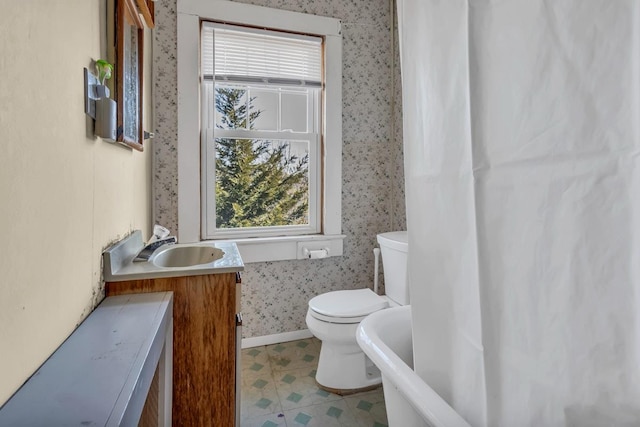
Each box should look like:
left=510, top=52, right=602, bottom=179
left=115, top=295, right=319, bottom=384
left=104, top=230, right=244, bottom=282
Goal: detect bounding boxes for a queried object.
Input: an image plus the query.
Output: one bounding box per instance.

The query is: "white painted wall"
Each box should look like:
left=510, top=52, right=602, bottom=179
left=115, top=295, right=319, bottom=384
left=0, top=0, right=152, bottom=404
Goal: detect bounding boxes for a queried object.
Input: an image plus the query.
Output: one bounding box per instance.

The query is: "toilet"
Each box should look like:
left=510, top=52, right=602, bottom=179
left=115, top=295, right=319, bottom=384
left=305, top=231, right=409, bottom=393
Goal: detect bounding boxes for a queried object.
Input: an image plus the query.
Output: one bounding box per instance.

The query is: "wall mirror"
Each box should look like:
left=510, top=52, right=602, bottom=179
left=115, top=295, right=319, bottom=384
left=108, top=0, right=154, bottom=151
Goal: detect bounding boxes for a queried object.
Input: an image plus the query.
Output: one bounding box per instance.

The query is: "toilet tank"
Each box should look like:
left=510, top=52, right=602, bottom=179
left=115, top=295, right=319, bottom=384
left=376, top=231, right=409, bottom=305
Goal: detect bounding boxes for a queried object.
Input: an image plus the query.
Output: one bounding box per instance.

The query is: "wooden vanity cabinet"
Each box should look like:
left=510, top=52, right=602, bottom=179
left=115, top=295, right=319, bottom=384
left=106, top=273, right=238, bottom=426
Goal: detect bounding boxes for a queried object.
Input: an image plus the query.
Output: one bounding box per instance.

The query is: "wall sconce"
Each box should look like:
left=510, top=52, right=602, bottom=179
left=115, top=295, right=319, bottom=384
left=84, top=60, right=117, bottom=142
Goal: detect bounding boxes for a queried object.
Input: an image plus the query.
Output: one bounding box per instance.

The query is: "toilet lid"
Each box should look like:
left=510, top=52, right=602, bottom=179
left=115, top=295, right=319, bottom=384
left=308, top=289, right=388, bottom=318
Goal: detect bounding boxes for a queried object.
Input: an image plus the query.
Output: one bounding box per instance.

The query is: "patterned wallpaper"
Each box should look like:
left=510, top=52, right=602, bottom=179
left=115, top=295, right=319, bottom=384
left=153, top=0, right=406, bottom=338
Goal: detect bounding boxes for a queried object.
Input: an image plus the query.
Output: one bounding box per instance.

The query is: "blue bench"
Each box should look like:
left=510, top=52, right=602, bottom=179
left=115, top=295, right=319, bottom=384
left=0, top=292, right=173, bottom=427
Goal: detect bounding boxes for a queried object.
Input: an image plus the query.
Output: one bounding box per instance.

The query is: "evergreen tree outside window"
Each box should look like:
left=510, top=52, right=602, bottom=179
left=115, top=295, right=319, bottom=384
left=201, top=23, right=322, bottom=239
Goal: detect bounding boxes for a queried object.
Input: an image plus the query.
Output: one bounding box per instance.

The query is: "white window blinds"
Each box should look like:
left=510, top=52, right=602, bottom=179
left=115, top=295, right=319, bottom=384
left=202, top=22, right=322, bottom=87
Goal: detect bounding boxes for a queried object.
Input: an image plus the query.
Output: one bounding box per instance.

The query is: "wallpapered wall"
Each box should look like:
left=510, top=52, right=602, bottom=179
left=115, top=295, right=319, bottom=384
left=153, top=0, right=405, bottom=338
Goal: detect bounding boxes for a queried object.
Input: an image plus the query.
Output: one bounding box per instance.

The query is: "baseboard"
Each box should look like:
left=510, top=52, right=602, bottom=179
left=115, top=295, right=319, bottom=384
left=242, top=329, right=314, bottom=349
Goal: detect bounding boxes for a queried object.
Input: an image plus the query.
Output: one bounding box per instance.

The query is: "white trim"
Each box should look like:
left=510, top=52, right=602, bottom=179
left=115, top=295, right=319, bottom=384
left=323, top=35, right=343, bottom=236
left=178, top=0, right=341, bottom=37
left=177, top=0, right=343, bottom=263
left=213, top=129, right=317, bottom=140
left=242, top=329, right=314, bottom=349
left=177, top=11, right=202, bottom=243
left=232, top=234, right=345, bottom=263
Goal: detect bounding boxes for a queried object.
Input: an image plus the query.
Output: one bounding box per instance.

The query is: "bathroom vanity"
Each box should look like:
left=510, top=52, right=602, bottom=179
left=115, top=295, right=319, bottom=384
left=103, top=231, right=244, bottom=426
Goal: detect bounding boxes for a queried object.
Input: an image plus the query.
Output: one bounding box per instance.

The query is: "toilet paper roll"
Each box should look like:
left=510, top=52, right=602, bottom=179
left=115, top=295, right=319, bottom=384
left=307, top=248, right=329, bottom=259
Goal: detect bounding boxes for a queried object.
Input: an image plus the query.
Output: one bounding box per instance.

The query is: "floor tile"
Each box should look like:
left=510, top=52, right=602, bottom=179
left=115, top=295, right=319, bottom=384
left=242, top=345, right=271, bottom=373
left=344, top=388, right=388, bottom=427
left=242, top=339, right=389, bottom=427
left=241, top=412, right=288, bottom=427
left=274, top=366, right=342, bottom=410
left=283, top=400, right=353, bottom=427
left=241, top=370, right=283, bottom=420
left=309, top=337, right=322, bottom=350
left=266, top=339, right=320, bottom=372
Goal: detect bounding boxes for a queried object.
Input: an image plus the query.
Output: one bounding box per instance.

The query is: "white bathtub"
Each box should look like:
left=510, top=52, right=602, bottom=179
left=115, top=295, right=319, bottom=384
left=356, top=306, right=471, bottom=427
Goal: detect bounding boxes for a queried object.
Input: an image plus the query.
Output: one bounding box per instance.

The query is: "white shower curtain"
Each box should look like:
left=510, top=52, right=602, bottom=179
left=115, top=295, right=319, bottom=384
left=398, top=0, right=640, bottom=425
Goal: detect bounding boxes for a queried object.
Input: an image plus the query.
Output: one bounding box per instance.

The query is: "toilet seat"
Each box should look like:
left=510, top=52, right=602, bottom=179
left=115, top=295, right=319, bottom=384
left=308, top=289, right=388, bottom=324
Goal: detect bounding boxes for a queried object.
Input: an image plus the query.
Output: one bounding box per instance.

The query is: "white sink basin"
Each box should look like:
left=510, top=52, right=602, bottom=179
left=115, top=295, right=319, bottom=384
left=152, top=245, right=225, bottom=268
left=103, top=231, right=244, bottom=281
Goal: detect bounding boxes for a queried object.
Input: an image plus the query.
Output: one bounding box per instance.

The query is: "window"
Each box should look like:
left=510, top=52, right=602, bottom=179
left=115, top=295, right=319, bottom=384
left=177, top=0, right=343, bottom=262
left=201, top=24, right=322, bottom=239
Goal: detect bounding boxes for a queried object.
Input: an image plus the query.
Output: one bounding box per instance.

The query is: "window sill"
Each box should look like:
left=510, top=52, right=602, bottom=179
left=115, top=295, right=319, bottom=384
left=212, top=234, right=346, bottom=263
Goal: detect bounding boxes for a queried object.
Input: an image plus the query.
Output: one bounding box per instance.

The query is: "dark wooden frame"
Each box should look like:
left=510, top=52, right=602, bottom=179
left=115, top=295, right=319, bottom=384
left=114, top=0, right=154, bottom=151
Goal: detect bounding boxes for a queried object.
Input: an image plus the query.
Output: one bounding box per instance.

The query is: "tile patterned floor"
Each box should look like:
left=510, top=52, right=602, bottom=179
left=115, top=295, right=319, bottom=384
left=241, top=338, right=389, bottom=427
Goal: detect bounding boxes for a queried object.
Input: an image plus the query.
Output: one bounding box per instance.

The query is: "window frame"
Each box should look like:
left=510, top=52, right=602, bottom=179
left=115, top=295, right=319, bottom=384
left=176, top=0, right=344, bottom=262
left=202, top=66, right=322, bottom=238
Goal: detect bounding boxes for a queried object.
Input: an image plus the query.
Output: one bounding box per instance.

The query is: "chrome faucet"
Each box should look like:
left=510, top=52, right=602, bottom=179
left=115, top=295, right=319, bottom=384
left=133, top=236, right=177, bottom=262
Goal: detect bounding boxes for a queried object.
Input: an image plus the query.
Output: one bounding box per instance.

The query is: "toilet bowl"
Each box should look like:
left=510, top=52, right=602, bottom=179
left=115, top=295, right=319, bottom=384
left=306, top=231, right=408, bottom=394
